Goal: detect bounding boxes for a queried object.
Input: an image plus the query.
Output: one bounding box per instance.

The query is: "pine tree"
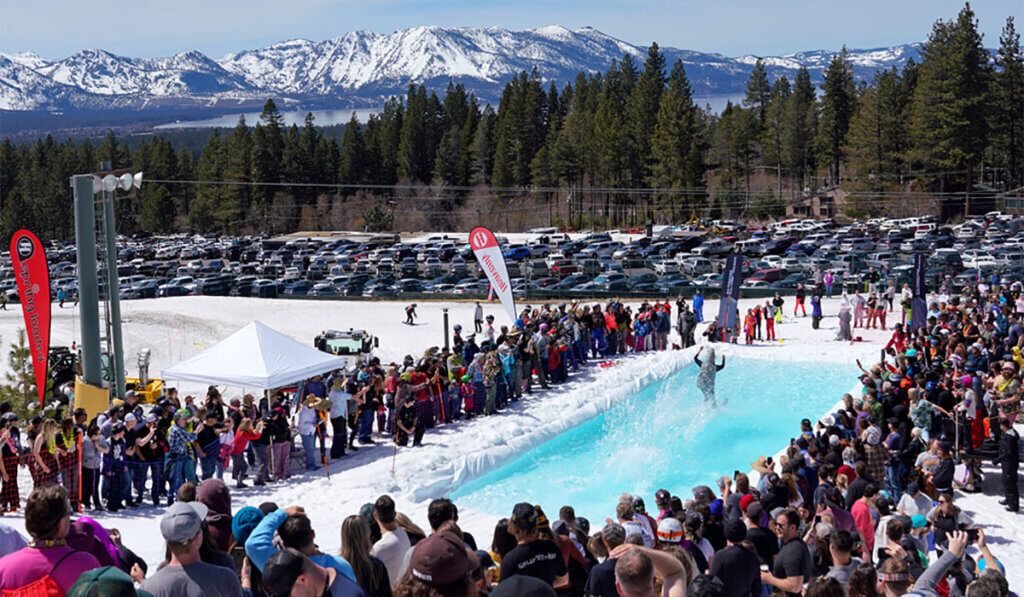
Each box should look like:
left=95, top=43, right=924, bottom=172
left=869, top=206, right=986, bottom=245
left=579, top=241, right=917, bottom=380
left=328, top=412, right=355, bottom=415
left=628, top=43, right=667, bottom=184
left=338, top=113, right=367, bottom=184
left=992, top=16, right=1023, bottom=188
left=761, top=76, right=792, bottom=199
left=190, top=130, right=224, bottom=232
left=909, top=2, right=993, bottom=212
left=398, top=85, right=432, bottom=182
left=784, top=67, right=817, bottom=188
left=649, top=60, right=697, bottom=204
left=251, top=99, right=285, bottom=207
left=744, top=58, right=772, bottom=131
left=469, top=106, right=497, bottom=186
left=221, top=115, right=253, bottom=227
left=846, top=69, right=910, bottom=184
left=815, top=47, right=857, bottom=185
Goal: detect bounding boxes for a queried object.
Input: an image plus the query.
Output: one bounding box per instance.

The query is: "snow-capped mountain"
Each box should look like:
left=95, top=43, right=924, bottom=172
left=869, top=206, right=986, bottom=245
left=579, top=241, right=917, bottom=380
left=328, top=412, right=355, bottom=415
left=1, top=25, right=927, bottom=113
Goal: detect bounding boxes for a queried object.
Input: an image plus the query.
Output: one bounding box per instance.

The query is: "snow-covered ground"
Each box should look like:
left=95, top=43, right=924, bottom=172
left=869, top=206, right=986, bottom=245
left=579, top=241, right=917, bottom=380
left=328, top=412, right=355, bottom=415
left=0, top=296, right=1019, bottom=588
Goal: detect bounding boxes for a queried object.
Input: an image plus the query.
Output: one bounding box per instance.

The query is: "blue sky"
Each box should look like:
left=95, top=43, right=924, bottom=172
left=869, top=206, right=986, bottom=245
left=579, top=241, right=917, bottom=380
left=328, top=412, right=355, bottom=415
left=1, top=0, right=1019, bottom=59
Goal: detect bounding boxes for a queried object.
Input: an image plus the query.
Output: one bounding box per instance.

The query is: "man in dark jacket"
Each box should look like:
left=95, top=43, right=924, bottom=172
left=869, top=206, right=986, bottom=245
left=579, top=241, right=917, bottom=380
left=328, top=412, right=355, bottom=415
left=996, top=418, right=1019, bottom=512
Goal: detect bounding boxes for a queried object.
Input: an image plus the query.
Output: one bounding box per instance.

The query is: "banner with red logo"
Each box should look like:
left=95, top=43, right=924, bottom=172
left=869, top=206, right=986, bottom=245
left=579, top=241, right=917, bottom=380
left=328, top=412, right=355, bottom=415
left=469, top=226, right=517, bottom=323
left=10, top=230, right=51, bottom=407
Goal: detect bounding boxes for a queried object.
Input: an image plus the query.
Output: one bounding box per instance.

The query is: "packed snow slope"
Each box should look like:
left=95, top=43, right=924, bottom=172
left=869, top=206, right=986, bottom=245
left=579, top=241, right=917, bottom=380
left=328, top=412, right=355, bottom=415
left=0, top=296, right=1019, bottom=589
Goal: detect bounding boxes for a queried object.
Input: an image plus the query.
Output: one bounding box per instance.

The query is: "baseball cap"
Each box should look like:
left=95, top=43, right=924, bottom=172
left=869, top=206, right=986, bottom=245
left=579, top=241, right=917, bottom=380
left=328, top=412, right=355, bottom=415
left=657, top=517, right=683, bottom=544
left=263, top=548, right=307, bottom=596
left=409, top=531, right=475, bottom=587
left=692, top=485, right=713, bottom=501
left=490, top=575, right=558, bottom=597
left=160, top=501, right=208, bottom=543
left=709, top=499, right=724, bottom=519
left=65, top=565, right=153, bottom=597
left=511, top=502, right=539, bottom=529
left=145, top=414, right=157, bottom=424
left=124, top=413, right=137, bottom=423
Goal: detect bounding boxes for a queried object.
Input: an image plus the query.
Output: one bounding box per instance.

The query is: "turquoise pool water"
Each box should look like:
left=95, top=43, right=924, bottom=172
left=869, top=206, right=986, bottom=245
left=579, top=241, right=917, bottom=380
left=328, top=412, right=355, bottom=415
left=452, top=357, right=854, bottom=524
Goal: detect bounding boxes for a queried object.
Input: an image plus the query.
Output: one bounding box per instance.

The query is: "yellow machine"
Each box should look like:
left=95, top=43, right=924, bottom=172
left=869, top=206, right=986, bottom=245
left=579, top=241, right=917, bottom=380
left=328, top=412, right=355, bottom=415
left=125, top=377, right=164, bottom=403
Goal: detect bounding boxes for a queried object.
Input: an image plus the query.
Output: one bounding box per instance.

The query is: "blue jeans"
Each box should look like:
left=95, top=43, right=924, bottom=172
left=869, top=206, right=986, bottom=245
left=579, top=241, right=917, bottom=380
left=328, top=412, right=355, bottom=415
left=590, top=329, right=606, bottom=358
left=301, top=434, right=318, bottom=470
left=886, top=461, right=904, bottom=501
left=166, top=455, right=186, bottom=501
left=358, top=409, right=373, bottom=442
left=133, top=460, right=164, bottom=503
left=200, top=449, right=219, bottom=481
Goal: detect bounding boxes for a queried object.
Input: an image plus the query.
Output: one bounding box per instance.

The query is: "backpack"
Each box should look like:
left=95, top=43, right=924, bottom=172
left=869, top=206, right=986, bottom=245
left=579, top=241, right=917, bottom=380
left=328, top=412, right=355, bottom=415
left=1, top=550, right=77, bottom=597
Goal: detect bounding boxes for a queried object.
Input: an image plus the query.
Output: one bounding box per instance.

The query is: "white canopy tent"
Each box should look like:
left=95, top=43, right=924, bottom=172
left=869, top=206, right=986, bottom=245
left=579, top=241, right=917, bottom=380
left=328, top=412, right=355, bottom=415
left=161, top=321, right=347, bottom=389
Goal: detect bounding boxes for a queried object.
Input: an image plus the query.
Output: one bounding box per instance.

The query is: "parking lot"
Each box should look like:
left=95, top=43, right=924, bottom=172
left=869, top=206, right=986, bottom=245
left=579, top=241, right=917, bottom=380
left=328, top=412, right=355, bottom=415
left=2, top=212, right=1021, bottom=303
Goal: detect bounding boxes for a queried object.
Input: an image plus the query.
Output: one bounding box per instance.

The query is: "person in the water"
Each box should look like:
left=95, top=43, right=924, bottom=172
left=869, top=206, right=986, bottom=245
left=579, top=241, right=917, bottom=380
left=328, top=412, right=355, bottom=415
left=694, top=346, right=726, bottom=403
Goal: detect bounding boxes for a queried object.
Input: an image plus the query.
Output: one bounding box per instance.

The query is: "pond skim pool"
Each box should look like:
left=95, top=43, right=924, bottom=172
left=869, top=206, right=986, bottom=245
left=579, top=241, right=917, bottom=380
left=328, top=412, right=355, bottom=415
left=452, top=356, right=854, bottom=524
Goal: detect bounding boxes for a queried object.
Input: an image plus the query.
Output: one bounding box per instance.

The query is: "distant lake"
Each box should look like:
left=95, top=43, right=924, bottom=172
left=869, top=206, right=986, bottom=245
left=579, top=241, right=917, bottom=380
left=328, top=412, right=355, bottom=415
left=155, top=107, right=381, bottom=129
left=154, top=92, right=745, bottom=130
left=694, top=92, right=747, bottom=113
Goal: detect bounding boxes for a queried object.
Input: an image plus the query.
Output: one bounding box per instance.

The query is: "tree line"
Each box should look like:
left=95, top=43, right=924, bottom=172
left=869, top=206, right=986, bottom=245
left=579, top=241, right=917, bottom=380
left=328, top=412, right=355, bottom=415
left=0, top=3, right=1020, bottom=240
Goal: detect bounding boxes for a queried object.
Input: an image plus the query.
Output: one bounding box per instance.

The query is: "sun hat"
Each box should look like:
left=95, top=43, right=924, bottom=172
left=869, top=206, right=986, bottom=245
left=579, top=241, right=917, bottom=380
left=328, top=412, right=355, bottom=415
left=751, top=455, right=772, bottom=474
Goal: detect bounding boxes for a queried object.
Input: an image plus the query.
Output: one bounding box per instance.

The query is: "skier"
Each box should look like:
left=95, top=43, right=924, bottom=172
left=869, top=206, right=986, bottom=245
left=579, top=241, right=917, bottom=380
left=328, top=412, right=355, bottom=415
left=693, top=346, right=725, bottom=404
left=57, top=288, right=66, bottom=309
left=405, top=304, right=417, bottom=325
left=692, top=291, right=704, bottom=323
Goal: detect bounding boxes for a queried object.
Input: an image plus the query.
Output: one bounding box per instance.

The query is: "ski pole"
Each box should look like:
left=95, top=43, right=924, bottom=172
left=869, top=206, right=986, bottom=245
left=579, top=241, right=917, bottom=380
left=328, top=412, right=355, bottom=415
left=436, top=381, right=446, bottom=424
left=390, top=429, right=398, bottom=475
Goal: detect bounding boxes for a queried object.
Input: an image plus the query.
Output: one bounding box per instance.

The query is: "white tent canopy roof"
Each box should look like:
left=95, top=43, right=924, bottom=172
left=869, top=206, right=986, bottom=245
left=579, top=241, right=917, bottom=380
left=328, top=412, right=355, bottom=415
left=161, top=321, right=346, bottom=389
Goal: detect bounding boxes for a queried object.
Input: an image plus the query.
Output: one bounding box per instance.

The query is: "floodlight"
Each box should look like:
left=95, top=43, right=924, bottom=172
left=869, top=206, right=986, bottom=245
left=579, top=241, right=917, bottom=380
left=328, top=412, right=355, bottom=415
left=119, top=173, right=133, bottom=191
left=133, top=171, right=143, bottom=189
left=102, top=174, right=117, bottom=192
left=92, top=175, right=104, bottom=194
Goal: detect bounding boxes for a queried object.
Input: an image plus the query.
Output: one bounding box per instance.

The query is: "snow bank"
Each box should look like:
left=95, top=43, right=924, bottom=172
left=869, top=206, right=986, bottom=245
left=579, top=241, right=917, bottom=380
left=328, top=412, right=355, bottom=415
left=408, top=350, right=689, bottom=502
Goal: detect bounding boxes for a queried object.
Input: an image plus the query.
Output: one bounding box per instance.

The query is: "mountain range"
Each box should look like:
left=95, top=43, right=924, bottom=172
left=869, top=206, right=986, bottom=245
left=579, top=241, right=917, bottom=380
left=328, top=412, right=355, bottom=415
left=1, top=25, right=928, bottom=116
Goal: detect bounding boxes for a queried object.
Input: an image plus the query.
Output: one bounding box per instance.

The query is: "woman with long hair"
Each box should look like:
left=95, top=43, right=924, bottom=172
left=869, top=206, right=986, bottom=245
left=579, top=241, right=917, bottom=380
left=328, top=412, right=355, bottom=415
left=846, top=562, right=881, bottom=597
left=340, top=515, right=392, bottom=597
left=394, top=512, right=426, bottom=546
left=32, top=419, right=59, bottom=487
